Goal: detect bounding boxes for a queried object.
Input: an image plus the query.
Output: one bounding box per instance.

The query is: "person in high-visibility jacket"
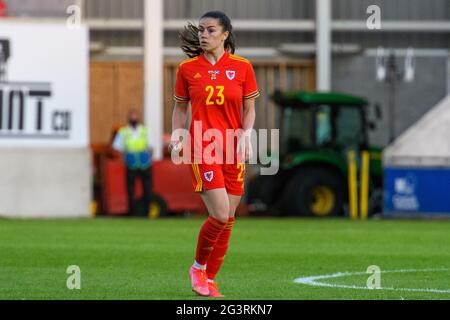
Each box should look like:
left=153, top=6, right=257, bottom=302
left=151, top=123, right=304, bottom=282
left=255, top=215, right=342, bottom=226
left=113, top=110, right=152, bottom=216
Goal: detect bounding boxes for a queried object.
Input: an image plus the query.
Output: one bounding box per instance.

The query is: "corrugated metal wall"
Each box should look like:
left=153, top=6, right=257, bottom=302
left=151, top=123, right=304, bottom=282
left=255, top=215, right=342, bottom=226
left=81, top=0, right=315, bottom=19
left=333, top=0, right=450, bottom=20
left=85, top=0, right=143, bottom=18
left=5, top=0, right=74, bottom=17
left=91, top=31, right=142, bottom=47
left=332, top=0, right=450, bottom=48
left=6, top=1, right=448, bottom=49
left=333, top=33, right=450, bottom=49
left=6, top=0, right=449, bottom=21
left=81, top=0, right=450, bottom=20
left=87, top=0, right=450, bottom=49
left=163, top=0, right=314, bottom=19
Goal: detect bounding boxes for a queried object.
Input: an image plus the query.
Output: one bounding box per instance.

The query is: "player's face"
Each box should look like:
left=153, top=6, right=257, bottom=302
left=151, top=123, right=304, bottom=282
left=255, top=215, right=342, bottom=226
left=198, top=18, right=229, bottom=53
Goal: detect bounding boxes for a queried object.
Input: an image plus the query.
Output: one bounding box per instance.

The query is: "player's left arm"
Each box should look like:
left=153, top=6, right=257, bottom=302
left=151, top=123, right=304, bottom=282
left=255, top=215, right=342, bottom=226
left=239, top=98, right=256, bottom=161
left=242, top=98, right=256, bottom=134
left=242, top=61, right=258, bottom=136
left=238, top=62, right=259, bottom=161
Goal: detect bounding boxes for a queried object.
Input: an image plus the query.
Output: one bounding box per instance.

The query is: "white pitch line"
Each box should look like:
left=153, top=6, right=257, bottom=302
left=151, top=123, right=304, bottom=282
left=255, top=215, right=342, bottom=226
left=294, top=268, right=450, bottom=294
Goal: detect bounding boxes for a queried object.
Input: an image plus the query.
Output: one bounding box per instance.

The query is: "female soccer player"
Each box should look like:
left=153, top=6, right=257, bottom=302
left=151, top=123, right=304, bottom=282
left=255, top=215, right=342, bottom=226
left=169, top=11, right=259, bottom=297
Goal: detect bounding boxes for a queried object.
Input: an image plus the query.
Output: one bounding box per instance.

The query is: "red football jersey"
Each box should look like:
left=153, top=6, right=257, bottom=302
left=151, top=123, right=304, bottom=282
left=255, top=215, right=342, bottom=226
left=174, top=52, right=260, bottom=163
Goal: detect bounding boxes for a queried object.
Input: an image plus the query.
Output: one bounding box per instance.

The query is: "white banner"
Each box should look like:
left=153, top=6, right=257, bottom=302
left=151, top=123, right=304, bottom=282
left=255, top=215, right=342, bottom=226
left=0, top=21, right=88, bottom=147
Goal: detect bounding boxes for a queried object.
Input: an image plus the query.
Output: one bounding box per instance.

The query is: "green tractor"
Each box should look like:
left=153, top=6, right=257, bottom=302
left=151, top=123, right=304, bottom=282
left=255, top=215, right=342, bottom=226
left=247, top=90, right=383, bottom=217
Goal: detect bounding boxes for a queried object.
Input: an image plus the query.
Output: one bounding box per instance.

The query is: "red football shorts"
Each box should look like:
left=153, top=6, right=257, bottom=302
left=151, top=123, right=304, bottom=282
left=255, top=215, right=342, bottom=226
left=189, top=163, right=246, bottom=196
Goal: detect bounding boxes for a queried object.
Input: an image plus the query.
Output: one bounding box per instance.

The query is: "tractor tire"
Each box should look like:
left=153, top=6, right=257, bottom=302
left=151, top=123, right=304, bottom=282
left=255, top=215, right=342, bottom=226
left=281, top=167, right=345, bottom=217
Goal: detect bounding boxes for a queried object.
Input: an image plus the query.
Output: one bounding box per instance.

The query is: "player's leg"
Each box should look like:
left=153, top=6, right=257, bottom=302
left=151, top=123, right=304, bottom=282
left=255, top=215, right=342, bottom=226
left=188, top=164, right=229, bottom=296
left=227, top=193, right=242, bottom=219
left=206, top=194, right=240, bottom=279
left=189, top=163, right=229, bottom=222
left=206, top=163, right=245, bottom=297
left=205, top=194, right=240, bottom=297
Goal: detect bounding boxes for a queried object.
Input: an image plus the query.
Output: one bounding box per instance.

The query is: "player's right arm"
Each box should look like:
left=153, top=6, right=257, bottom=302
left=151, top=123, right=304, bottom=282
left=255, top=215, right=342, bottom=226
left=170, top=62, right=191, bottom=152
left=169, top=101, right=189, bottom=152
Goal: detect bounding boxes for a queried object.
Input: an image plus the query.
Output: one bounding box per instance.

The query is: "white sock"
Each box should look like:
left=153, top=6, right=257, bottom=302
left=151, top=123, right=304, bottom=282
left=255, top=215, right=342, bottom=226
left=193, top=261, right=206, bottom=270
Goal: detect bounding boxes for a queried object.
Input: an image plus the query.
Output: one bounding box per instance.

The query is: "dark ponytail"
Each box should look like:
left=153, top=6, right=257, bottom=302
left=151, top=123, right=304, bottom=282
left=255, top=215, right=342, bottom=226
left=179, top=11, right=236, bottom=58
left=179, top=22, right=202, bottom=58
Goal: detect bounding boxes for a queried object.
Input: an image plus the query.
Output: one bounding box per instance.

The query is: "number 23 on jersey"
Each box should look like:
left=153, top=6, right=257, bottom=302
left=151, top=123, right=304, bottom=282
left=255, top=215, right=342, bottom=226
left=205, top=85, right=225, bottom=106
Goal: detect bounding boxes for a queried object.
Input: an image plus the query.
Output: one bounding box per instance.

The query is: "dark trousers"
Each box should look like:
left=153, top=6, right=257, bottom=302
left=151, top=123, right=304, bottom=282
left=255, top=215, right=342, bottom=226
left=126, top=167, right=152, bottom=216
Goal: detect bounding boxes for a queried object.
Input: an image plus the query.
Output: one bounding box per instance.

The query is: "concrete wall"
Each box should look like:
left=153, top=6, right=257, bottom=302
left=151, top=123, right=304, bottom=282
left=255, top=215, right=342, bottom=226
left=0, top=148, right=91, bottom=218
left=332, top=54, right=448, bottom=147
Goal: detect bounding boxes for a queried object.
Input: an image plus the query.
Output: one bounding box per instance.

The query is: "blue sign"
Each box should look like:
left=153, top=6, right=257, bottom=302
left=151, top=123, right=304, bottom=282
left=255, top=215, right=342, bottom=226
left=384, top=167, right=450, bottom=215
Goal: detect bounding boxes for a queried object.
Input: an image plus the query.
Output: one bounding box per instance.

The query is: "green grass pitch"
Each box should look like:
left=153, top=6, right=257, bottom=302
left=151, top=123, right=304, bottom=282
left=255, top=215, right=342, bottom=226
left=0, top=217, right=449, bottom=300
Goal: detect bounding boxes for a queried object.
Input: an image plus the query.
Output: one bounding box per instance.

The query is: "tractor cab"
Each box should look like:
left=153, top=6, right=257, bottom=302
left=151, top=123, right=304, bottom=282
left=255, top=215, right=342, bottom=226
left=247, top=90, right=382, bottom=217
left=273, top=90, right=369, bottom=168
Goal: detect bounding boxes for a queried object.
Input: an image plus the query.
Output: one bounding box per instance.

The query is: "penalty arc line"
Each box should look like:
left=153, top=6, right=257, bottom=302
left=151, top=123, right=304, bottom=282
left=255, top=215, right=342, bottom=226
left=293, top=268, right=450, bottom=294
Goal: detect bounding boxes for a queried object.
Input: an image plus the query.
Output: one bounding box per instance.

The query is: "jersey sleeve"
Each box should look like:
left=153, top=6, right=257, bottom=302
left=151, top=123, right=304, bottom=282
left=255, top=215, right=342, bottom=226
left=243, top=63, right=260, bottom=100
left=174, top=64, right=190, bottom=102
